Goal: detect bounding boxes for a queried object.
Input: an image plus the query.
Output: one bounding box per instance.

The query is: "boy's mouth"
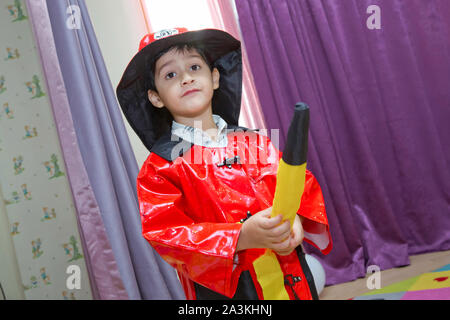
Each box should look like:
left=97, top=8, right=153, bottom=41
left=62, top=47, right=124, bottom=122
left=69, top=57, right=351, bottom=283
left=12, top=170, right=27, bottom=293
left=182, top=89, right=200, bottom=97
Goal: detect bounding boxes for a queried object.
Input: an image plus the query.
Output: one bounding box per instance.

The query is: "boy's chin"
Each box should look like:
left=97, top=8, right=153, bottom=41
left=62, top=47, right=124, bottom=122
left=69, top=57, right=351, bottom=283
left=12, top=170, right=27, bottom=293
left=177, top=105, right=212, bottom=118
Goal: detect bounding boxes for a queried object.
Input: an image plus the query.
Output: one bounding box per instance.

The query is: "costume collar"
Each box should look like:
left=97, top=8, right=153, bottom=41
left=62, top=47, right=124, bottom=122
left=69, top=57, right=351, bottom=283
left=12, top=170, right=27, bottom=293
left=150, top=124, right=257, bottom=162
left=171, top=114, right=228, bottom=148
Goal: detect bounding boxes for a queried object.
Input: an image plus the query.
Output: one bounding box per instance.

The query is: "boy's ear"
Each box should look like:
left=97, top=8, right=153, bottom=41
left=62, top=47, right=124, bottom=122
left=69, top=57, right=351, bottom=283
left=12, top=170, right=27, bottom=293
left=212, top=67, right=220, bottom=90
left=147, top=89, right=164, bottom=108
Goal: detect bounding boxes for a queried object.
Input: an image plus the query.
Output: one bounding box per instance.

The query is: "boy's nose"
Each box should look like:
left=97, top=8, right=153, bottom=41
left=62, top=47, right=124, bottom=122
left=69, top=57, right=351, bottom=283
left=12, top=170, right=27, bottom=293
left=181, top=74, right=195, bottom=86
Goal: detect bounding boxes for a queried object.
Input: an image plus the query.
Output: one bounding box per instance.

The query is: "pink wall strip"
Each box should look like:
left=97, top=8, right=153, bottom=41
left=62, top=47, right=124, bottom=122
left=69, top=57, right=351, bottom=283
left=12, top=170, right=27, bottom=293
left=206, top=0, right=267, bottom=130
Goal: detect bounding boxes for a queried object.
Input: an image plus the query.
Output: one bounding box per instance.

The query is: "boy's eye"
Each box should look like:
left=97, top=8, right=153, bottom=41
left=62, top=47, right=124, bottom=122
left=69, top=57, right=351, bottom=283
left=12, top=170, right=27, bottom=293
left=165, top=72, right=176, bottom=80
left=190, top=64, right=201, bottom=71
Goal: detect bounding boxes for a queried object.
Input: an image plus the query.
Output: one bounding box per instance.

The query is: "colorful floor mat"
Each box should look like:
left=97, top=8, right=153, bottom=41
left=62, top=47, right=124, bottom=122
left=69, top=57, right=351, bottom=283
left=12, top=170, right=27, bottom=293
left=353, top=264, right=450, bottom=300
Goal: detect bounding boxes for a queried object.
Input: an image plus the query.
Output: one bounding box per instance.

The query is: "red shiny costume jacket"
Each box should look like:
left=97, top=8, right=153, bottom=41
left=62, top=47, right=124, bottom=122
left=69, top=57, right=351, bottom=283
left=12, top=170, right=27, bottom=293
left=137, top=129, right=332, bottom=300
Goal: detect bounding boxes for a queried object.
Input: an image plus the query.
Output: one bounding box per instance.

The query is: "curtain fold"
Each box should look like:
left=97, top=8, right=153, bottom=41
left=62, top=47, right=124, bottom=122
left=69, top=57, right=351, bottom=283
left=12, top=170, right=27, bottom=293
left=29, top=0, right=185, bottom=299
left=235, top=0, right=450, bottom=285
left=25, top=0, right=125, bottom=299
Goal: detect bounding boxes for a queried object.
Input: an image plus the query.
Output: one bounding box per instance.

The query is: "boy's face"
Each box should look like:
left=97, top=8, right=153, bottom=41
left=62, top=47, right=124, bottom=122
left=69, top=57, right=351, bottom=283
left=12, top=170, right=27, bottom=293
left=147, top=48, right=220, bottom=123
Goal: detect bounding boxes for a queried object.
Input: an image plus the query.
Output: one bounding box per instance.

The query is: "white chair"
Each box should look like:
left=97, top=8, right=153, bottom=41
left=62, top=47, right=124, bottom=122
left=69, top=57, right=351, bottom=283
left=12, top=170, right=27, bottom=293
left=305, top=254, right=326, bottom=296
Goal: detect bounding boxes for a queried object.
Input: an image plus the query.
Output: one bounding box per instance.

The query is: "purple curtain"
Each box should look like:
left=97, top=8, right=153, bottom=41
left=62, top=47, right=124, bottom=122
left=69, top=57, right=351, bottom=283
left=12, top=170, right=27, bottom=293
left=236, top=0, right=450, bottom=285
left=28, top=0, right=185, bottom=299
left=26, top=0, right=126, bottom=300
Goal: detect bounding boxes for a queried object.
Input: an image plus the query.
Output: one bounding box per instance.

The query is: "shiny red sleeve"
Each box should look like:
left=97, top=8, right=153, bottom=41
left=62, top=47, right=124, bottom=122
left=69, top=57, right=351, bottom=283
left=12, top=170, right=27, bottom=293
left=137, top=154, right=242, bottom=298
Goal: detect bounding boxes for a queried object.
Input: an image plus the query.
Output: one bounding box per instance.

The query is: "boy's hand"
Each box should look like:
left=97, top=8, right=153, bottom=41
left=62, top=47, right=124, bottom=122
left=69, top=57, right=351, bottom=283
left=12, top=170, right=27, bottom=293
left=237, top=207, right=292, bottom=252
left=272, top=214, right=304, bottom=256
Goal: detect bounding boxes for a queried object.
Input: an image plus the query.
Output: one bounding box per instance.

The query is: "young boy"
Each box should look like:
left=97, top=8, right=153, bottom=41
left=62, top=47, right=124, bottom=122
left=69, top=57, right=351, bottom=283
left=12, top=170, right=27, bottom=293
left=116, top=28, right=331, bottom=300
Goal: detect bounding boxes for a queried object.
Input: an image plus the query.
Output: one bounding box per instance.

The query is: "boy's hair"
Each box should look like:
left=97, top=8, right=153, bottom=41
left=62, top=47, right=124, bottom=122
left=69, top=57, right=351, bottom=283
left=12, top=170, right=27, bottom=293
left=146, top=42, right=214, bottom=139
